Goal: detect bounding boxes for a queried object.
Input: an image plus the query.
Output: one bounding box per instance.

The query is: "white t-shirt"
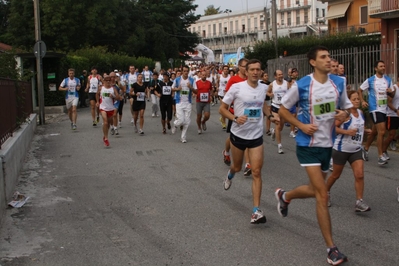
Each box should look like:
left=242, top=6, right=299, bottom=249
left=99, top=86, right=115, bottom=111
left=88, top=75, right=101, bottom=93
left=223, top=81, right=267, bottom=140
left=218, top=74, right=230, bottom=97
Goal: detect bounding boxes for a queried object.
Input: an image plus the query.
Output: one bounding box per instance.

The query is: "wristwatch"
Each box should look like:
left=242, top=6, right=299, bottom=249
left=233, top=116, right=238, bottom=123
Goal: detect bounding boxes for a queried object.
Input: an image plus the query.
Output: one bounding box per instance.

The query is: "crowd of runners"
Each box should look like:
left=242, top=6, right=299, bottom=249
left=59, top=45, right=399, bottom=265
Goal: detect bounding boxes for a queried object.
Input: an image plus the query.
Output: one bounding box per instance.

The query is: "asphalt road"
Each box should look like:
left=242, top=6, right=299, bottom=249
left=0, top=101, right=398, bottom=266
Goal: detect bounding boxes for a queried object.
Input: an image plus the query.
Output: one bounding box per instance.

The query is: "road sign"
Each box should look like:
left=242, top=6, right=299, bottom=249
left=34, top=41, right=47, bottom=59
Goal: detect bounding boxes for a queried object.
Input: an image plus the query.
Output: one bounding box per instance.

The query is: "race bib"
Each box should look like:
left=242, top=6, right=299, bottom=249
left=244, top=108, right=261, bottom=122
left=346, top=123, right=364, bottom=146
left=136, top=92, right=145, bottom=101
left=200, top=92, right=209, bottom=102
left=377, top=92, right=387, bottom=107
left=162, top=86, right=172, bottom=95
left=312, top=97, right=336, bottom=121
left=181, top=89, right=189, bottom=95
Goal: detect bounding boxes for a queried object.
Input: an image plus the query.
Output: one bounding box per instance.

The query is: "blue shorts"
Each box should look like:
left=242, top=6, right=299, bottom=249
left=296, top=146, right=332, bottom=172
left=113, top=101, right=120, bottom=109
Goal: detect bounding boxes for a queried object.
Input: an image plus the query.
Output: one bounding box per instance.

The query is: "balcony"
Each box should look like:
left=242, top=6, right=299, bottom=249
left=369, top=0, right=399, bottom=18
left=329, top=22, right=381, bottom=35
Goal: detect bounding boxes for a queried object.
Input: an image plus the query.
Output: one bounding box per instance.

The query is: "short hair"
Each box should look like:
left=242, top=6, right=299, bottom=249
left=222, top=65, right=229, bottom=70
left=182, top=65, right=190, bottom=71
left=307, top=45, right=329, bottom=62
left=91, top=66, right=97, bottom=71
left=245, top=59, right=261, bottom=71
left=347, top=90, right=359, bottom=99
left=374, top=60, right=385, bottom=69
left=331, top=58, right=338, bottom=63
left=273, top=69, right=283, bottom=76
left=68, top=68, right=75, bottom=73
left=238, top=58, right=248, bottom=66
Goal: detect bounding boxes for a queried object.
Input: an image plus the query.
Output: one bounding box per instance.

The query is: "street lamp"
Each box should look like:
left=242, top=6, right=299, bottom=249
left=222, top=9, right=232, bottom=64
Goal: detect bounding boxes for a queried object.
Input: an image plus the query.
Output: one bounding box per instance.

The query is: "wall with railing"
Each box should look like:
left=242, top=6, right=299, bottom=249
left=0, top=79, right=33, bottom=148
left=369, top=0, right=399, bottom=15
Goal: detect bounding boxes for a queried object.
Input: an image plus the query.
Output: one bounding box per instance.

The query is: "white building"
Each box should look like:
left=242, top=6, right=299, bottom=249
left=189, top=0, right=328, bottom=62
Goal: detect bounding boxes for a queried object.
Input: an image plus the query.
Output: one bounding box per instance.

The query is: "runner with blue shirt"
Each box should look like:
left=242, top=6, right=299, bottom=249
left=275, top=46, right=352, bottom=265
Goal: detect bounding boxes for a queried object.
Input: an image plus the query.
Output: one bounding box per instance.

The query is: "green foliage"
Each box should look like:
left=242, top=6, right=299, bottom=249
left=1, top=0, right=200, bottom=62
left=204, top=5, right=221, bottom=16
left=246, top=33, right=381, bottom=66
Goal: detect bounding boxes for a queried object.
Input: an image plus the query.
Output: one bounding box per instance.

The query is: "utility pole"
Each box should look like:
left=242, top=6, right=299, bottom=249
left=271, top=0, right=278, bottom=58
left=264, top=6, right=270, bottom=41
left=34, top=0, right=45, bottom=125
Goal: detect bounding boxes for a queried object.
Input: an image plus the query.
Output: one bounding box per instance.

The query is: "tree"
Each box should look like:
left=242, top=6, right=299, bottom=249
left=204, top=5, right=221, bottom=16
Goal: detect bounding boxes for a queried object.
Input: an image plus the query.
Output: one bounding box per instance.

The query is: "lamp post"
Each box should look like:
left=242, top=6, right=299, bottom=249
left=271, top=0, right=278, bottom=58
left=222, top=9, right=232, bottom=64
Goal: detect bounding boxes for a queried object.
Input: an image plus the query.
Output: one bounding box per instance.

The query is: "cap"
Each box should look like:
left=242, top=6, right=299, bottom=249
left=114, top=69, right=118, bottom=72
left=116, top=73, right=120, bottom=77
left=163, top=72, right=170, bottom=77
left=291, top=68, right=298, bottom=72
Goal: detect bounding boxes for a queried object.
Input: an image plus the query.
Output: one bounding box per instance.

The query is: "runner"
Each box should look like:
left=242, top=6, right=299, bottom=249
left=326, top=90, right=372, bottom=212
left=216, top=65, right=230, bottom=130
left=59, top=68, right=81, bottom=130
left=387, top=77, right=399, bottom=151
left=358, top=60, right=394, bottom=165
left=142, top=65, right=153, bottom=101
left=109, top=72, right=125, bottom=136
left=193, top=70, right=213, bottom=134
left=171, top=65, right=196, bottom=143
left=96, top=75, right=120, bottom=146
left=154, top=73, right=174, bottom=134
left=149, top=72, right=160, bottom=117
left=85, top=66, right=102, bottom=126
left=275, top=46, right=352, bottom=265
left=124, top=65, right=138, bottom=125
left=220, top=59, right=275, bottom=224
left=260, top=72, right=272, bottom=136
left=130, top=74, right=147, bottom=135
left=267, top=69, right=289, bottom=154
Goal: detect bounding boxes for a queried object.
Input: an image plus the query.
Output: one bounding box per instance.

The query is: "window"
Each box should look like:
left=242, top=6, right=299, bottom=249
left=235, top=20, right=238, bottom=33
left=248, top=18, right=251, bottom=31
left=242, top=24, right=246, bottom=33
left=254, top=17, right=258, bottom=30
left=213, top=24, right=216, bottom=36
left=360, top=6, right=368, bottom=24
left=287, top=11, right=291, bottom=26
left=198, top=26, right=201, bottom=33
left=219, top=23, right=222, bottom=34
left=322, top=9, right=325, bottom=18
left=316, top=8, right=319, bottom=18
left=304, top=9, right=308, bottom=23
left=230, top=21, right=233, bottom=33
left=296, top=10, right=300, bottom=25
left=202, top=30, right=206, bottom=38
left=281, top=13, right=285, bottom=26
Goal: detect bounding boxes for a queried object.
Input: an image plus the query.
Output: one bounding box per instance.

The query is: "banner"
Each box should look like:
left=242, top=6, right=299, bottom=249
left=223, top=52, right=245, bottom=66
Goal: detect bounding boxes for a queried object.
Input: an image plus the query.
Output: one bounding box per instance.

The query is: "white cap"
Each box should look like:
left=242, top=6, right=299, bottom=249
left=114, top=69, right=118, bottom=72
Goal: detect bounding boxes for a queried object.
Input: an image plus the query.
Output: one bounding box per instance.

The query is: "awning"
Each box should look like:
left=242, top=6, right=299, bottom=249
left=326, top=1, right=351, bottom=20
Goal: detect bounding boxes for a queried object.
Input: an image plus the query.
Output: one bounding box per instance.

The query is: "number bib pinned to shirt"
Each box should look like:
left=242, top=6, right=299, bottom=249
left=136, top=92, right=145, bottom=101
left=162, top=86, right=172, bottom=95
left=244, top=108, right=261, bottom=122
left=312, top=95, right=336, bottom=121
left=200, top=92, right=209, bottom=102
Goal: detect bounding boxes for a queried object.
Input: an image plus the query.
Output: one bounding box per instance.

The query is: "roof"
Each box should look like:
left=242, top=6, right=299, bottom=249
left=0, top=43, right=13, bottom=53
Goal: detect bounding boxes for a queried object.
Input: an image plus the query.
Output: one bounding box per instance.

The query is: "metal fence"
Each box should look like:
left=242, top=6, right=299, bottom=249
left=266, top=44, right=398, bottom=88
left=0, top=78, right=33, bottom=149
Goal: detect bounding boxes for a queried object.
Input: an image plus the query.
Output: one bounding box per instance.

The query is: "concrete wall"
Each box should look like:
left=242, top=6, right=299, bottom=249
left=0, top=113, right=37, bottom=223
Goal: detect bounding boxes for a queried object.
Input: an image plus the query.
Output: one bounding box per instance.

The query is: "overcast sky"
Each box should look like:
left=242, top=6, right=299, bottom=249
left=194, top=0, right=269, bottom=15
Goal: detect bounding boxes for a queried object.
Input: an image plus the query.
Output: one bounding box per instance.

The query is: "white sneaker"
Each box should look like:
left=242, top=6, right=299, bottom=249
left=198, top=129, right=202, bottom=134
left=390, top=140, right=397, bottom=151
left=181, top=138, right=187, bottom=143
left=118, top=121, right=121, bottom=128
left=289, top=131, right=296, bottom=138
left=130, top=118, right=134, bottom=124
left=171, top=126, right=177, bottom=134
left=152, top=113, right=155, bottom=117
left=278, top=145, right=284, bottom=154
left=270, top=128, right=275, bottom=141
left=383, top=151, right=390, bottom=160
left=223, top=176, right=232, bottom=190
left=134, top=125, right=138, bottom=133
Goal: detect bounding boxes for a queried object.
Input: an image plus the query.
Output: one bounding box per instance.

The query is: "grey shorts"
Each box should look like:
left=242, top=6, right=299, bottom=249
left=332, top=149, right=363, bottom=165
left=196, top=102, right=210, bottom=114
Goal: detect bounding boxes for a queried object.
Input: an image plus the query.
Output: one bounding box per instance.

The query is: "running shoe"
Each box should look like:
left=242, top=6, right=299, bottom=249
left=361, top=147, right=369, bottom=161
left=223, top=150, right=231, bottom=166
left=383, top=151, right=390, bottom=160
left=211, top=102, right=215, bottom=106
left=110, top=127, right=115, bottom=135
left=103, top=138, right=110, bottom=147
left=294, top=127, right=298, bottom=133
left=131, top=118, right=134, bottom=125
left=96, top=116, right=100, bottom=123
left=397, top=186, right=399, bottom=202
left=118, top=121, right=122, bottom=128
left=162, top=128, right=166, bottom=134
left=275, top=188, right=290, bottom=217
left=355, top=199, right=371, bottom=212
left=378, top=156, right=387, bottom=165
left=181, top=138, right=187, bottom=143
left=115, top=129, right=119, bottom=135
left=270, top=128, right=275, bottom=141
left=278, top=145, right=284, bottom=154
left=289, top=131, right=296, bottom=138
left=327, top=246, right=348, bottom=265
left=390, top=140, right=397, bottom=151
left=329, top=162, right=334, bottom=172
left=93, top=121, right=97, bottom=126
left=139, top=129, right=144, bottom=135
left=202, top=122, right=207, bottom=131
left=152, top=113, right=155, bottom=117
left=134, top=125, right=138, bottom=133
left=327, top=192, right=331, bottom=207
left=167, top=122, right=171, bottom=130
left=243, top=164, right=252, bottom=176
left=72, top=124, right=77, bottom=130
left=266, top=130, right=271, bottom=136
left=250, top=209, right=267, bottom=224
left=198, top=129, right=202, bottom=134
left=171, top=126, right=177, bottom=134
left=223, top=175, right=232, bottom=190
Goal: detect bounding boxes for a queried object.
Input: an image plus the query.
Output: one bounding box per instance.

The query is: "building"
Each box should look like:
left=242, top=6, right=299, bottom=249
left=189, top=0, right=328, bottom=63
left=323, top=0, right=381, bottom=34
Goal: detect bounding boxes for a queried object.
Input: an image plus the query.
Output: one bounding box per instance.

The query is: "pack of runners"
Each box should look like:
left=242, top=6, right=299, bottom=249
left=59, top=47, right=399, bottom=265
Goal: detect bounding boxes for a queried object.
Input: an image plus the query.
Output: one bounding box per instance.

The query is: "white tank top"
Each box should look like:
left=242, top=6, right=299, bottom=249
left=271, top=80, right=288, bottom=108
left=99, top=87, right=115, bottom=111
left=333, top=109, right=364, bottom=153
left=218, top=74, right=230, bottom=96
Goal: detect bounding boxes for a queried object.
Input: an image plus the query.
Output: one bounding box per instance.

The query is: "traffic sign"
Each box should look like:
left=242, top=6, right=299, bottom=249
left=34, top=41, right=47, bottom=58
